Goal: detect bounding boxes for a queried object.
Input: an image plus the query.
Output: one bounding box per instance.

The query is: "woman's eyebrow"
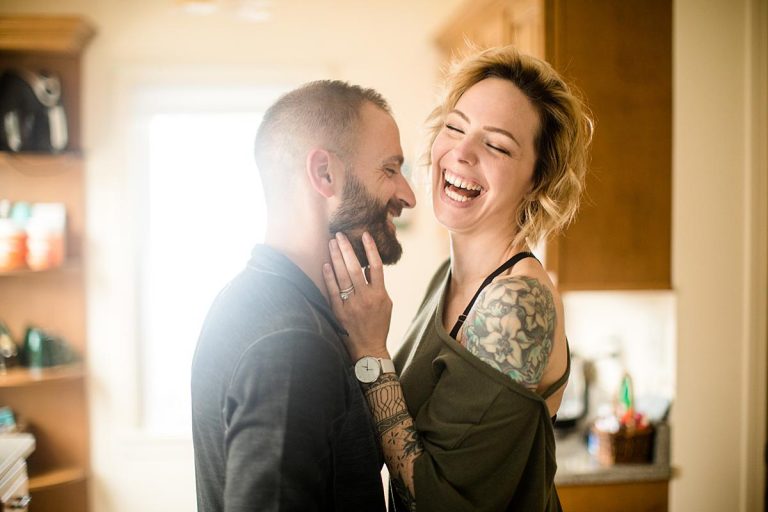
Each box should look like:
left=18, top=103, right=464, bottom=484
left=449, top=109, right=470, bottom=122
left=484, top=126, right=520, bottom=147
left=449, top=109, right=521, bottom=148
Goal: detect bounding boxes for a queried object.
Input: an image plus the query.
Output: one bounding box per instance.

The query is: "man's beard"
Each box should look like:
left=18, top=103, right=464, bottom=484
left=328, top=170, right=403, bottom=267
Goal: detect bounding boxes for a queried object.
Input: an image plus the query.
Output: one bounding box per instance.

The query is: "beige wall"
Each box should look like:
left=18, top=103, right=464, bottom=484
left=671, top=0, right=767, bottom=510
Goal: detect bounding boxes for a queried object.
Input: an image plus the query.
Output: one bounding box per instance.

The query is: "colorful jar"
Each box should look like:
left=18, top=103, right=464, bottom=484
left=0, top=218, right=27, bottom=272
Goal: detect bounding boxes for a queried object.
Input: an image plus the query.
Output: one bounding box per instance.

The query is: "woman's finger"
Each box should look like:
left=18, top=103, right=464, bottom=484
left=329, top=238, right=355, bottom=293
left=362, top=231, right=385, bottom=288
left=322, top=262, right=345, bottom=313
left=334, top=232, right=366, bottom=289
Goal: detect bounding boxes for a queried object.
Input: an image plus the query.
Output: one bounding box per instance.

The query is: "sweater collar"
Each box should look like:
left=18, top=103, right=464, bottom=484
left=246, top=244, right=348, bottom=337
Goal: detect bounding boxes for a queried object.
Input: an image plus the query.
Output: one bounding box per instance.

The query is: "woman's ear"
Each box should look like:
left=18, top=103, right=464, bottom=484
left=306, top=148, right=342, bottom=198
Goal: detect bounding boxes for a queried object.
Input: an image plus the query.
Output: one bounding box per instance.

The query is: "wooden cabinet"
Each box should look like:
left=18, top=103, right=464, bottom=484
left=0, top=15, right=94, bottom=512
left=557, top=480, right=669, bottom=512
left=435, top=0, right=672, bottom=290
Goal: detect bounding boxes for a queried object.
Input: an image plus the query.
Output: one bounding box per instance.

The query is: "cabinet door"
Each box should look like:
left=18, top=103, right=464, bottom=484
left=545, top=0, right=672, bottom=290
left=557, top=480, right=669, bottom=512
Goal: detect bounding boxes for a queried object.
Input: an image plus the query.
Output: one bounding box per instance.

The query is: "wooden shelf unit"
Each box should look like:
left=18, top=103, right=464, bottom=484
left=0, top=15, right=95, bottom=512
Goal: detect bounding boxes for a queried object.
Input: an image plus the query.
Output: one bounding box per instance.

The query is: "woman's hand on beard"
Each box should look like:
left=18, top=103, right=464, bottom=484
left=323, top=231, right=392, bottom=361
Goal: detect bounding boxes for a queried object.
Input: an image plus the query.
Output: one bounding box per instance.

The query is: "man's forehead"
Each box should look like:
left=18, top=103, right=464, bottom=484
left=355, top=103, right=403, bottom=163
left=382, top=154, right=404, bottom=166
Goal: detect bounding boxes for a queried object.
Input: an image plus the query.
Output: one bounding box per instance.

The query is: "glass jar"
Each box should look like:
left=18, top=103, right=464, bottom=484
left=25, top=203, right=66, bottom=271
left=0, top=218, right=27, bottom=272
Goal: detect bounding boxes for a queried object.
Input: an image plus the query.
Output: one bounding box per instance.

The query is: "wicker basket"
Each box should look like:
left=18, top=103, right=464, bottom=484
left=591, top=424, right=655, bottom=465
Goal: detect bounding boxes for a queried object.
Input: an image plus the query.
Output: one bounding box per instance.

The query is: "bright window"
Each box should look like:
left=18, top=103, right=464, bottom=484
left=138, top=86, right=287, bottom=435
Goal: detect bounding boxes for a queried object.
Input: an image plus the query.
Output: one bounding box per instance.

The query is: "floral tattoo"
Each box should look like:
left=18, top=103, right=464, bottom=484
left=462, top=276, right=555, bottom=389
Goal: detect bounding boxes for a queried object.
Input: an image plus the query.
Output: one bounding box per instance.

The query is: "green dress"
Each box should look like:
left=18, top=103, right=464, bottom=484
left=392, top=260, right=568, bottom=512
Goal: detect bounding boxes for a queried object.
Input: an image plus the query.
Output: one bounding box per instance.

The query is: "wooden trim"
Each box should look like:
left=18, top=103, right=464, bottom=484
left=557, top=281, right=674, bottom=292
left=29, top=466, right=87, bottom=491
left=0, top=259, right=82, bottom=277
left=0, top=151, right=83, bottom=166
left=0, top=16, right=95, bottom=55
left=0, top=365, right=84, bottom=388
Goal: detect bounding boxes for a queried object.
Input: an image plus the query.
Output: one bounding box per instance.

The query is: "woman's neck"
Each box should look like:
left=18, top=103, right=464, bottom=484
left=448, top=229, right=529, bottom=288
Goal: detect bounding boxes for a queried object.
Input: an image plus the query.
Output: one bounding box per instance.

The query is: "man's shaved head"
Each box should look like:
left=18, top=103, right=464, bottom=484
left=254, top=80, right=391, bottom=208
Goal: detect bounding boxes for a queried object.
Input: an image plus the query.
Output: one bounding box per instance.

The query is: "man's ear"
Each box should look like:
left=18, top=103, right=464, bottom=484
left=306, top=148, right=341, bottom=198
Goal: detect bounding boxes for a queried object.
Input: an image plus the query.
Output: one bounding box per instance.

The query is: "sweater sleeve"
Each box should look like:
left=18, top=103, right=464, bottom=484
left=222, top=330, right=348, bottom=512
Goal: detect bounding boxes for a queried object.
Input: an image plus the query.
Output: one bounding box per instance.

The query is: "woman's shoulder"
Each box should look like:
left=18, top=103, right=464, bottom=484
left=460, top=262, right=560, bottom=391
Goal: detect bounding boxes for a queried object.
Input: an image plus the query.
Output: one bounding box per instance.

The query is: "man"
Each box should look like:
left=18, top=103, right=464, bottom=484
left=191, top=80, right=416, bottom=512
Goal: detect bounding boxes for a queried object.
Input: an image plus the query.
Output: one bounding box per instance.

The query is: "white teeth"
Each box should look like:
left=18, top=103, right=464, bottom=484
left=444, top=170, right=482, bottom=192
left=444, top=186, right=470, bottom=202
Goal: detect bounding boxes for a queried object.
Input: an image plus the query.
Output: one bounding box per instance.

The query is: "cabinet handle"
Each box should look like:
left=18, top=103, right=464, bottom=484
left=7, top=495, right=30, bottom=510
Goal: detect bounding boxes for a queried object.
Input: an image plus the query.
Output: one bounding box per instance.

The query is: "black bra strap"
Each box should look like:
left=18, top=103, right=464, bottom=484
left=449, top=251, right=537, bottom=339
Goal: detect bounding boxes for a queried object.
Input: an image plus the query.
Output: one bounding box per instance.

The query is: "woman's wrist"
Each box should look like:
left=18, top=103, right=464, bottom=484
left=361, top=372, right=399, bottom=393
left=351, top=349, right=391, bottom=362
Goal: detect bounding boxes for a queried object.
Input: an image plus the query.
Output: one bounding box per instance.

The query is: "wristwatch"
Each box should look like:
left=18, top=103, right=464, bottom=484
left=354, top=356, right=396, bottom=384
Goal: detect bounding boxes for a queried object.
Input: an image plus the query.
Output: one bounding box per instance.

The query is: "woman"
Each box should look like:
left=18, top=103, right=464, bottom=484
left=323, top=46, right=592, bottom=511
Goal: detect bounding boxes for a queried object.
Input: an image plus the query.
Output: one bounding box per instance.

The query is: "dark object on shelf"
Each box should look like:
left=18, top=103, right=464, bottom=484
left=21, top=327, right=78, bottom=368
left=0, top=322, right=19, bottom=372
left=0, top=69, right=68, bottom=153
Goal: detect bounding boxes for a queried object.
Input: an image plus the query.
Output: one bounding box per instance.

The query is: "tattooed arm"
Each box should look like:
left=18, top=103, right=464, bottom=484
left=462, top=276, right=556, bottom=390
left=362, top=374, right=423, bottom=511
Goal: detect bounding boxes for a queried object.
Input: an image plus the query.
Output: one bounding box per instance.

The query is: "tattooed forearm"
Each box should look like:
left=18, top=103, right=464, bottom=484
left=462, top=276, right=555, bottom=390
left=363, top=374, right=423, bottom=511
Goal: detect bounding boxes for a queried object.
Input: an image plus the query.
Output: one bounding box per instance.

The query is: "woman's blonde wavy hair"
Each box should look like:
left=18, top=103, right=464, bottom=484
left=426, top=45, right=593, bottom=248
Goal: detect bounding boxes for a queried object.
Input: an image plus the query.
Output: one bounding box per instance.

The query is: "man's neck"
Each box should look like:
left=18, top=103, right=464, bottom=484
left=265, top=226, right=332, bottom=303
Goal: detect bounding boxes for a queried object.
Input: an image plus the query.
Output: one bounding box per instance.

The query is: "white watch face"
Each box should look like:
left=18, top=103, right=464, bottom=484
left=354, top=356, right=380, bottom=383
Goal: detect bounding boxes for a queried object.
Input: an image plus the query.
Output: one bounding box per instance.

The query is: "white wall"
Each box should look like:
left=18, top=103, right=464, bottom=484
left=671, top=0, right=767, bottom=510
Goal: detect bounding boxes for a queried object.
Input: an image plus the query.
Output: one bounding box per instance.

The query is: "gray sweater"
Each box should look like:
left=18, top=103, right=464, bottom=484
left=191, top=245, right=386, bottom=512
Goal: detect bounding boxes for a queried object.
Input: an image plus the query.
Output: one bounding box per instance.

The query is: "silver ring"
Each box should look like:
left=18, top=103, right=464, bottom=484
left=339, top=285, right=355, bottom=302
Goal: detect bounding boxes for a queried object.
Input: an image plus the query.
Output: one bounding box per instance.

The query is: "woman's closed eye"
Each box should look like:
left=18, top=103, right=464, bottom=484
left=486, top=142, right=511, bottom=156
left=445, top=123, right=464, bottom=134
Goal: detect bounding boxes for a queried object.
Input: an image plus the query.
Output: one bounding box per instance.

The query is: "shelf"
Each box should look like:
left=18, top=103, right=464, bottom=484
left=0, top=151, right=83, bottom=174
left=0, top=260, right=81, bottom=278
left=29, top=466, right=86, bottom=491
left=0, top=16, right=95, bottom=55
left=0, top=365, right=84, bottom=388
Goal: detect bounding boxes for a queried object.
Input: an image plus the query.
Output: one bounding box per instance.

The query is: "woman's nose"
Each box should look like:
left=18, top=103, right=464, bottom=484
left=452, top=137, right=477, bottom=166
